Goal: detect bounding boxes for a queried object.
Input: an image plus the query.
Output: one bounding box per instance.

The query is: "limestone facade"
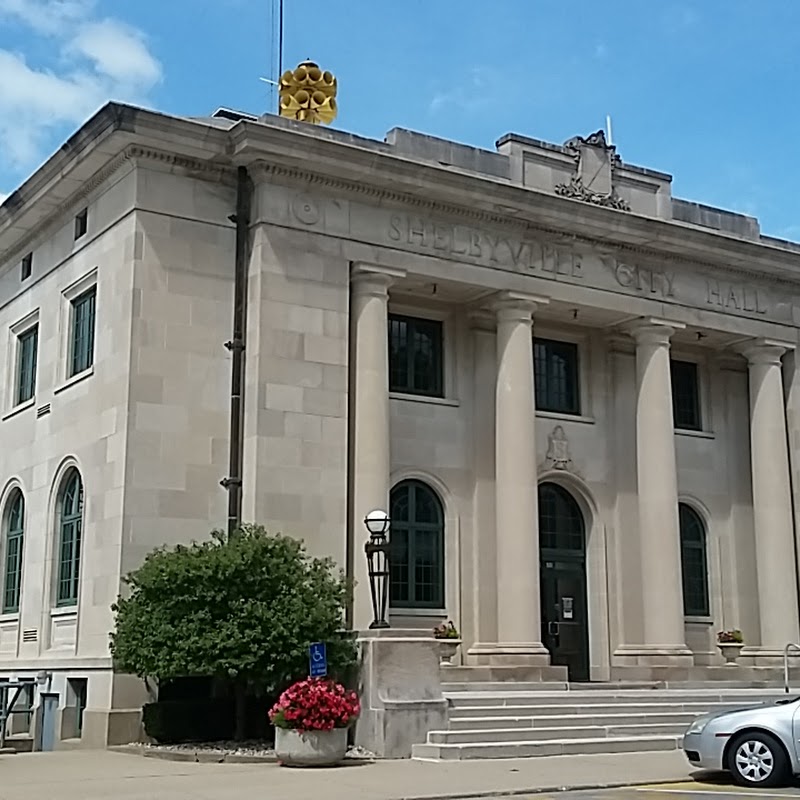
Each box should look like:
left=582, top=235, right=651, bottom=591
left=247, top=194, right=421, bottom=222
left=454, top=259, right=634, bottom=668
left=1, top=105, right=800, bottom=745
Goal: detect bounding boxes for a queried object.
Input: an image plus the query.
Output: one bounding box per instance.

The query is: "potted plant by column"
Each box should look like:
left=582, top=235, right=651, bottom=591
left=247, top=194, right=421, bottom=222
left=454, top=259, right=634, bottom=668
left=717, top=629, right=745, bottom=664
left=270, top=678, right=360, bottom=767
left=433, top=621, right=462, bottom=665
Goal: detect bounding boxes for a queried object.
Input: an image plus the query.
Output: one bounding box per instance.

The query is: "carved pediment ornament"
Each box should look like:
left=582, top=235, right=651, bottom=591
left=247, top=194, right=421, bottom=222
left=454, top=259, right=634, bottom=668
left=556, top=128, right=630, bottom=211
left=555, top=176, right=631, bottom=212
left=544, top=425, right=573, bottom=471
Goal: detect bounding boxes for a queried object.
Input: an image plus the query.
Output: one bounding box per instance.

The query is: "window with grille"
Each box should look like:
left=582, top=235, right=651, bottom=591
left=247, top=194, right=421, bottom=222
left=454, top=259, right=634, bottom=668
left=671, top=360, right=701, bottom=431
left=534, top=338, right=580, bottom=415
left=388, top=314, right=444, bottom=397
left=70, top=287, right=96, bottom=377
left=538, top=482, right=585, bottom=554
left=389, top=480, right=444, bottom=609
left=16, top=326, right=38, bottom=405
left=3, top=491, right=24, bottom=614
left=57, top=470, right=84, bottom=607
left=679, top=503, right=709, bottom=617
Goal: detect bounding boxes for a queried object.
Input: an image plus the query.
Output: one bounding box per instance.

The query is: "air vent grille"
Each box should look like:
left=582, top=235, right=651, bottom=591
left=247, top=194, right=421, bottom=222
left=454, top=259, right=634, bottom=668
left=22, top=629, right=37, bottom=643
left=36, top=404, right=51, bottom=418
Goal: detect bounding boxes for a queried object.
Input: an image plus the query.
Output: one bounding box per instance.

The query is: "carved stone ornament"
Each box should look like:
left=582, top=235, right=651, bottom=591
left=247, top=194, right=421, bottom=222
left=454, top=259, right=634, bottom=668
left=545, top=425, right=573, bottom=471
left=563, top=129, right=622, bottom=163
left=554, top=176, right=631, bottom=211
left=555, top=128, right=630, bottom=211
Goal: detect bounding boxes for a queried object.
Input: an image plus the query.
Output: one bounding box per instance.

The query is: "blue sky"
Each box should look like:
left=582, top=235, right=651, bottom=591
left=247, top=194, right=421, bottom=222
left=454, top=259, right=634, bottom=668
left=1, top=0, right=798, bottom=239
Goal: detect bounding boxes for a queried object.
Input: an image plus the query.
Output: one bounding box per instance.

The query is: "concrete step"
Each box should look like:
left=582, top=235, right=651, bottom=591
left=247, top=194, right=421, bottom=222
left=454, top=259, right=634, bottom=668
left=412, top=734, right=681, bottom=761
left=414, top=686, right=788, bottom=761
left=448, top=700, right=770, bottom=717
left=443, top=680, right=793, bottom=694
left=448, top=710, right=706, bottom=730
left=441, top=667, right=568, bottom=684
left=428, top=722, right=689, bottom=744
left=445, top=688, right=787, bottom=706
left=443, top=682, right=567, bottom=693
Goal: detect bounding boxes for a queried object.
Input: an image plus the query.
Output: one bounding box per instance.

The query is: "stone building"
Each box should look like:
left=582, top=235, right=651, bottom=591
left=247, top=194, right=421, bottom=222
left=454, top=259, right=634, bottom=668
left=1, top=103, right=800, bottom=748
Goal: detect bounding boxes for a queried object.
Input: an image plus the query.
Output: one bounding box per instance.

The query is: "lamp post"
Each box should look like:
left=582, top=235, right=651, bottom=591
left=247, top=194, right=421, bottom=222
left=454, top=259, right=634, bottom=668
left=364, top=509, right=391, bottom=629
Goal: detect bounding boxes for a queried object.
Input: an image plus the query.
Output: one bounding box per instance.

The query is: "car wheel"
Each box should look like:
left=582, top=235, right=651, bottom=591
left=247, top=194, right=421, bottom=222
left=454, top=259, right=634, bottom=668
left=728, top=732, right=789, bottom=788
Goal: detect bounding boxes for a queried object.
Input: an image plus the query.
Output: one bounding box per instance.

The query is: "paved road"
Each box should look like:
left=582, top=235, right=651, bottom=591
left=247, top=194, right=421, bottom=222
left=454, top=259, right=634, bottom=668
left=508, top=778, right=800, bottom=800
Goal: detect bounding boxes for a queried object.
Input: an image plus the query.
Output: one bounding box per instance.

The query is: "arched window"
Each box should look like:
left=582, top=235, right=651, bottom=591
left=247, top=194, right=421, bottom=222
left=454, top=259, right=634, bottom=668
left=3, top=491, right=24, bottom=614
left=679, top=503, right=709, bottom=617
left=538, top=483, right=585, bottom=554
left=56, top=470, right=84, bottom=607
left=389, top=480, right=444, bottom=609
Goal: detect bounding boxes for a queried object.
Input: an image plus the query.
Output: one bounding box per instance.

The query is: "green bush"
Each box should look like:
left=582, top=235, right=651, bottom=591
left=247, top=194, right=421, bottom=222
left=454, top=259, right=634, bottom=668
left=143, top=699, right=235, bottom=744
left=111, top=525, right=357, bottom=739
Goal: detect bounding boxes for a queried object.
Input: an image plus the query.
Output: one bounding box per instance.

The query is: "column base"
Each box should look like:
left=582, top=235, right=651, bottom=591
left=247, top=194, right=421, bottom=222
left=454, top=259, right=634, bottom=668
left=467, top=641, right=551, bottom=667
left=739, top=646, right=795, bottom=667
left=613, top=644, right=694, bottom=668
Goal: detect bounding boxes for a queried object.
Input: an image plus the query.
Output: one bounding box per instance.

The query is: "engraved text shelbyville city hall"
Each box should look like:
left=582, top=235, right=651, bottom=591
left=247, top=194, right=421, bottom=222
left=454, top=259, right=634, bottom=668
left=386, top=212, right=773, bottom=319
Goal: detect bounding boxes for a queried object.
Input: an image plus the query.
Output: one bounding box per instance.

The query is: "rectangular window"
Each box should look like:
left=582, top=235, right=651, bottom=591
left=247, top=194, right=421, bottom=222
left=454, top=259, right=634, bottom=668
left=16, top=326, right=38, bottom=405
left=671, top=360, right=701, bottom=431
left=67, top=678, right=88, bottom=736
left=74, top=208, right=88, bottom=240
left=20, top=253, right=32, bottom=281
left=388, top=314, right=444, bottom=397
left=534, top=338, right=580, bottom=415
left=70, top=287, right=96, bottom=377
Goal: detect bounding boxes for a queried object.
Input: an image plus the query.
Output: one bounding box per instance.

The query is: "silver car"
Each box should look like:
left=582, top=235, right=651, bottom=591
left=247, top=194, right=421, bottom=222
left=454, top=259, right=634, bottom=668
left=683, top=696, right=800, bottom=788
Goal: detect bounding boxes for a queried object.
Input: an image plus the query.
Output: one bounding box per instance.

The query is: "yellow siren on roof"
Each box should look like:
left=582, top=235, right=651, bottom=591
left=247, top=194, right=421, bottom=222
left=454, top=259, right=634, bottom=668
left=279, top=61, right=337, bottom=125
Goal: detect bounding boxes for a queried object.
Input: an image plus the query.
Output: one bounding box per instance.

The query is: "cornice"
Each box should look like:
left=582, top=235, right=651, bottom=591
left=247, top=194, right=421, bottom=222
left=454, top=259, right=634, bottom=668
left=250, top=162, right=524, bottom=232
left=1, top=145, right=236, bottom=271
left=127, top=145, right=235, bottom=182
left=0, top=149, right=134, bottom=269
left=249, top=161, right=800, bottom=291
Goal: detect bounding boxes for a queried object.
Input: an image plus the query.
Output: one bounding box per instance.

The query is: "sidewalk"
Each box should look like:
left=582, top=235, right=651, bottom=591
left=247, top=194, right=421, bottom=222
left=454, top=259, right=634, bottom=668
left=0, top=749, right=694, bottom=800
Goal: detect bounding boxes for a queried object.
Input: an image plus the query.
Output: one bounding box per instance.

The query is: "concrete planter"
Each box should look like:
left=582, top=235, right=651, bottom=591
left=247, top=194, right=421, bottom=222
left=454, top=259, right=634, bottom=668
left=718, top=643, right=744, bottom=664
left=274, top=727, right=348, bottom=767
left=437, top=638, right=462, bottom=665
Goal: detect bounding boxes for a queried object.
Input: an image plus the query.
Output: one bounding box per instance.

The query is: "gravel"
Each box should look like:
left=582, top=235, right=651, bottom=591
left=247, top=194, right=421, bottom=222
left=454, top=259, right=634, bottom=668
left=132, top=741, right=376, bottom=760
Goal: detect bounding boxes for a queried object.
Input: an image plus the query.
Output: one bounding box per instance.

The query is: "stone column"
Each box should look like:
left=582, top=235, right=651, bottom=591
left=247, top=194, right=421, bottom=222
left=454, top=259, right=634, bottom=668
left=350, top=267, right=403, bottom=630
left=740, top=340, right=800, bottom=652
left=467, top=313, right=498, bottom=653
left=625, top=319, right=691, bottom=664
left=485, top=292, right=549, bottom=664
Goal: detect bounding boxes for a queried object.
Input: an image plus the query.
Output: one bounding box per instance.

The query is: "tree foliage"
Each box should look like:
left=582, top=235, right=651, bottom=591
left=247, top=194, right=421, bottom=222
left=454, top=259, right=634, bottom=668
left=110, top=525, right=356, bottom=701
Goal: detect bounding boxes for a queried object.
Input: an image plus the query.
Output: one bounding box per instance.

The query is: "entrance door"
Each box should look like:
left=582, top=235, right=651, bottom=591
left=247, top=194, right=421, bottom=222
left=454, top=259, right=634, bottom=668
left=539, top=483, right=590, bottom=682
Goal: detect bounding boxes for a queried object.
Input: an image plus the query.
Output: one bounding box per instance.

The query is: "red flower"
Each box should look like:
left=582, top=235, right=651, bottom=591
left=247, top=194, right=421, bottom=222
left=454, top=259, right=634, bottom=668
left=269, top=678, right=361, bottom=733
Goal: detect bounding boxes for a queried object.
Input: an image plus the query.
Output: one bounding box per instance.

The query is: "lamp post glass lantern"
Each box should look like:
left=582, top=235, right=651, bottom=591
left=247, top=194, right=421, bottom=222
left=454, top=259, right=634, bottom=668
left=364, top=510, right=391, bottom=629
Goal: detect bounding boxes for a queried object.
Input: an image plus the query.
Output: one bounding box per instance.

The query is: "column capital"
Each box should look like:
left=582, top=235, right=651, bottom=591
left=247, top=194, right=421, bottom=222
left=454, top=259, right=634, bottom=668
left=350, top=266, right=406, bottom=298
left=492, top=291, right=549, bottom=324
left=736, top=338, right=795, bottom=367
left=467, top=308, right=496, bottom=332
left=625, top=317, right=685, bottom=347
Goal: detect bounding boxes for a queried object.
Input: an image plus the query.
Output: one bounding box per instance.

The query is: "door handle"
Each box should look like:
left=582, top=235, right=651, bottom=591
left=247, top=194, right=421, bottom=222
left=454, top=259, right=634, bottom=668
left=548, top=621, right=560, bottom=636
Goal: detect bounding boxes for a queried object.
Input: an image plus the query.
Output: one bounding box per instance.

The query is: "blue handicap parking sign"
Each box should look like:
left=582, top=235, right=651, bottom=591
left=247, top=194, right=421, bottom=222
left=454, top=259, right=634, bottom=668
left=309, top=642, right=328, bottom=677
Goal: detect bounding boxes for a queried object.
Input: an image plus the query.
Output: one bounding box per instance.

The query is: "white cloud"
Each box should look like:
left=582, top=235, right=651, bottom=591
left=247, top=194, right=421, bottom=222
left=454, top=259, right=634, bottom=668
left=0, top=1, right=162, bottom=172
left=68, top=19, right=161, bottom=86
left=0, top=0, right=91, bottom=35
left=429, top=67, right=497, bottom=115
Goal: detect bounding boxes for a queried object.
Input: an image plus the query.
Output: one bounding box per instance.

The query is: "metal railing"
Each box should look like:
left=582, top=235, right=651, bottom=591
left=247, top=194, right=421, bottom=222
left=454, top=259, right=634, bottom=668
left=0, top=681, right=33, bottom=749
left=784, top=643, right=800, bottom=694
